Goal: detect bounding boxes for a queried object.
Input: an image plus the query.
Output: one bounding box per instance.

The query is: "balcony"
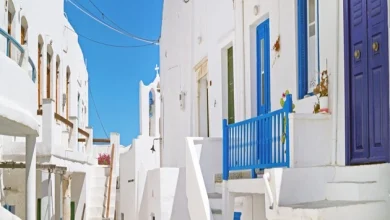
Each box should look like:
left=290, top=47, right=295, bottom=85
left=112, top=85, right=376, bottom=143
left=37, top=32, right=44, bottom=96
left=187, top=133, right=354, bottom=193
left=0, top=28, right=38, bottom=136
left=222, top=95, right=293, bottom=180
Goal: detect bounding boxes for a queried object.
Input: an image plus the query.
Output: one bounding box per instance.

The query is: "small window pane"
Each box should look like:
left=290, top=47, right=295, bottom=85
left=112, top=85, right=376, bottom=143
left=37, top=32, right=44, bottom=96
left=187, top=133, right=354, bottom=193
left=260, top=39, right=264, bottom=72
left=261, top=73, right=265, bottom=105
left=309, top=0, right=315, bottom=23
left=309, top=24, right=316, bottom=37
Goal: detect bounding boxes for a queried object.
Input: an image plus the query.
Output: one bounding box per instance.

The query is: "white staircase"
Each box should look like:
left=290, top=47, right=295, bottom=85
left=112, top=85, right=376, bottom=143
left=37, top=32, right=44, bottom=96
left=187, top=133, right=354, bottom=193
left=208, top=192, right=222, bottom=220
left=87, top=166, right=117, bottom=220
left=267, top=165, right=390, bottom=220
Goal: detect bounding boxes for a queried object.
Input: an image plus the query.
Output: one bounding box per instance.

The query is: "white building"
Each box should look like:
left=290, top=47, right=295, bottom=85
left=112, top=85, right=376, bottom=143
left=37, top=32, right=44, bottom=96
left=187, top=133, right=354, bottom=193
left=121, top=0, right=390, bottom=219
left=0, top=0, right=121, bottom=219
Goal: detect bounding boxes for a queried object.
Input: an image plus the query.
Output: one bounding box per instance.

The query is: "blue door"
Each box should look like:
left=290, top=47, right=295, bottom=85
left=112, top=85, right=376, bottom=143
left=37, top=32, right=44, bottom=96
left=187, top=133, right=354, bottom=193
left=257, top=19, right=271, bottom=115
left=256, top=19, right=272, bottom=169
left=345, top=0, right=389, bottom=164
left=234, top=212, right=242, bottom=220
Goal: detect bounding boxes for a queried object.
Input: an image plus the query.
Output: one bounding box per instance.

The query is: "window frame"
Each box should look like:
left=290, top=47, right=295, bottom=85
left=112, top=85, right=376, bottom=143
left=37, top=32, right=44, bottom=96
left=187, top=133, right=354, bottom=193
left=297, top=0, right=320, bottom=99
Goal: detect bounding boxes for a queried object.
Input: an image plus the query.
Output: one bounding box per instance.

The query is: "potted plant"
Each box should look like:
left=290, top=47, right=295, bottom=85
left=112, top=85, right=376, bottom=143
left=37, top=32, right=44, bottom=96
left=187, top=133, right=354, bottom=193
left=313, top=70, right=329, bottom=113
left=98, top=153, right=111, bottom=175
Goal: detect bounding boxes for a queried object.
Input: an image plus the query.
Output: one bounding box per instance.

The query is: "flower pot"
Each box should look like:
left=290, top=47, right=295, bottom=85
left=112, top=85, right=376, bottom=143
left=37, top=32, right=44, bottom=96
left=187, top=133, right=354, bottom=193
left=319, top=96, right=329, bottom=113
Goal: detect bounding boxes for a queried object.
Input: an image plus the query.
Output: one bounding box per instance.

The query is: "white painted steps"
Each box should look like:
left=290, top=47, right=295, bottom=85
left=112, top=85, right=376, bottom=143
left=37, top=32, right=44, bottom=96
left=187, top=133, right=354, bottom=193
left=87, top=166, right=117, bottom=220
left=209, top=193, right=223, bottom=220
left=275, top=200, right=388, bottom=220
left=326, top=181, right=387, bottom=201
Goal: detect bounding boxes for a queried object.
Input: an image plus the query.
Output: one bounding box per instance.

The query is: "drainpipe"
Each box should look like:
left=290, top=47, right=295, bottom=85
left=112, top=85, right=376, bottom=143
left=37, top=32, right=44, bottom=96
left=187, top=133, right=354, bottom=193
left=331, top=1, right=339, bottom=165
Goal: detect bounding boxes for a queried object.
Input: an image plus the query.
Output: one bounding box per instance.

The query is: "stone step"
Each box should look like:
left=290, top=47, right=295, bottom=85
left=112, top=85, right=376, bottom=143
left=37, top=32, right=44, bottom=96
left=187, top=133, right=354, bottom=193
left=88, top=205, right=115, bottom=218
left=275, top=200, right=387, bottom=220
left=326, top=181, right=387, bottom=201
left=214, top=170, right=264, bottom=183
left=208, top=193, right=222, bottom=211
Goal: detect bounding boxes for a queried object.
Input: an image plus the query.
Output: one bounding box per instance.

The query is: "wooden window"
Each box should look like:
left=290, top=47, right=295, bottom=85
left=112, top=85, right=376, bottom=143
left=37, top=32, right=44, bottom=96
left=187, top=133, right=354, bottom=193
left=297, top=0, right=320, bottom=99
left=21, top=26, right=26, bottom=45
left=47, top=54, right=51, bottom=98
left=56, top=62, right=60, bottom=113
left=227, top=47, right=235, bottom=124
left=66, top=71, right=70, bottom=119
left=38, top=44, right=42, bottom=109
left=7, top=12, right=12, bottom=57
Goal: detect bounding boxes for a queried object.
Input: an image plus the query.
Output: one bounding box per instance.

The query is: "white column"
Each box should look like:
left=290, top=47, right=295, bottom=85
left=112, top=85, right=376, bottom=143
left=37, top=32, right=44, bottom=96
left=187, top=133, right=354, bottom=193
left=234, top=0, right=246, bottom=121
left=25, top=135, right=36, bottom=220
left=222, top=181, right=235, bottom=220
left=41, top=171, right=55, bottom=220
left=110, top=132, right=120, bottom=175
left=55, top=174, right=63, bottom=220
left=43, top=98, right=55, bottom=149
left=62, top=174, right=71, bottom=220
left=69, top=116, right=78, bottom=151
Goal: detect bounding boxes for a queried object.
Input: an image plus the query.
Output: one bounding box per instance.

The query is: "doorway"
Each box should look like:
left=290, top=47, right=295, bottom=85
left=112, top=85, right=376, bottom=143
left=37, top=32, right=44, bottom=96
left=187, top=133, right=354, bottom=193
left=344, top=0, right=390, bottom=164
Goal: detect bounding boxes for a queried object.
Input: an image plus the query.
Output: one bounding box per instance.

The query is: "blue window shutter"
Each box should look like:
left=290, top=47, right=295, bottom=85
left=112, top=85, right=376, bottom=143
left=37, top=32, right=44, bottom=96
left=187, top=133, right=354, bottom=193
left=297, top=0, right=308, bottom=99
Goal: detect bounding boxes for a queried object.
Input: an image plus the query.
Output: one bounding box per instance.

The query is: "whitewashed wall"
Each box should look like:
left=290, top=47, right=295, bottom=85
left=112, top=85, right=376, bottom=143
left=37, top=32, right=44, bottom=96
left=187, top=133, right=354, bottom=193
left=161, top=0, right=347, bottom=169
left=0, top=0, right=89, bottom=144
left=160, top=0, right=234, bottom=168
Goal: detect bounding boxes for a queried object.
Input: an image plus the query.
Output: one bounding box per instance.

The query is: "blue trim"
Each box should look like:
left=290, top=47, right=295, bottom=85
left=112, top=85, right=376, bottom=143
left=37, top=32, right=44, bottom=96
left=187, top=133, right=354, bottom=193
left=256, top=19, right=271, bottom=115
left=0, top=28, right=36, bottom=82
left=297, top=0, right=308, bottom=99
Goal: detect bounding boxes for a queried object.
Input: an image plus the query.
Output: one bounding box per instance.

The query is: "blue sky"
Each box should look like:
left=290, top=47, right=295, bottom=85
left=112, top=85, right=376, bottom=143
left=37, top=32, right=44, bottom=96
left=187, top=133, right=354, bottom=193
left=64, top=0, right=163, bottom=146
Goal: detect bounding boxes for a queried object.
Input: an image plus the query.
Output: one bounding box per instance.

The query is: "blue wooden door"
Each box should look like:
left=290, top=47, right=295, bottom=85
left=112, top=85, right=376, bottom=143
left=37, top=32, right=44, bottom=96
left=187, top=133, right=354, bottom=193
left=257, top=19, right=270, bottom=115
left=345, top=0, right=389, bottom=164
left=234, top=212, right=242, bottom=220
left=256, top=20, right=272, bottom=168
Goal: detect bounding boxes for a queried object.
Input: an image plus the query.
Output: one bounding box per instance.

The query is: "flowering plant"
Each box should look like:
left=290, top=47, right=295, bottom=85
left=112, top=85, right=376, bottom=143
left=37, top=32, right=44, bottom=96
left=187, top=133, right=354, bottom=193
left=313, top=70, right=329, bottom=97
left=98, top=153, right=111, bottom=165
left=280, top=90, right=295, bottom=144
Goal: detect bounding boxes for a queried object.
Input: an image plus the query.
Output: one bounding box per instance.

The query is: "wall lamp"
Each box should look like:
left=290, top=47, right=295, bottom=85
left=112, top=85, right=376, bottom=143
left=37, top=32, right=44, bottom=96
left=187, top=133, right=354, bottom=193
left=150, top=137, right=162, bottom=153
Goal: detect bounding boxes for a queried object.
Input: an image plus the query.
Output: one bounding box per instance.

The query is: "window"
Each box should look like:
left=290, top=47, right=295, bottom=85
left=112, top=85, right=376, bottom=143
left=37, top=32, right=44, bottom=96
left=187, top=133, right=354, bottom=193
left=56, top=56, right=60, bottom=113
left=38, top=39, right=43, bottom=109
left=227, top=47, right=235, bottom=124
left=66, top=68, right=71, bottom=119
left=46, top=51, right=52, bottom=98
left=297, top=0, right=319, bottom=99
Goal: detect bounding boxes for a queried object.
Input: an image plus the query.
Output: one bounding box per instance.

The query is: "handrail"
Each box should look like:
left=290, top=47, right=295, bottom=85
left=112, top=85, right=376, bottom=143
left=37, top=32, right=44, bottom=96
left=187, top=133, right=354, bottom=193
left=105, top=143, right=115, bottom=218
left=78, top=127, right=90, bottom=138
left=222, top=94, right=293, bottom=180
left=263, top=172, right=274, bottom=209
left=54, top=113, right=73, bottom=128
left=0, top=28, right=36, bottom=82
left=93, top=138, right=110, bottom=143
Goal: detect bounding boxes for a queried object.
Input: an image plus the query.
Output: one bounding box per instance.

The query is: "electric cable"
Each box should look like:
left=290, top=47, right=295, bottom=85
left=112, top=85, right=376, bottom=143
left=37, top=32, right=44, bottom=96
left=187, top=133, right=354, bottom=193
left=67, top=0, right=159, bottom=45
left=65, top=26, right=154, bottom=48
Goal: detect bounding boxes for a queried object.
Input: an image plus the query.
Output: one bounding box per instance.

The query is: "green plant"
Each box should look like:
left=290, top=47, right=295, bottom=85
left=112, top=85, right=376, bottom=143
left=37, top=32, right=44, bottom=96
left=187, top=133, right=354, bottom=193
left=313, top=70, right=329, bottom=97
left=279, top=90, right=295, bottom=144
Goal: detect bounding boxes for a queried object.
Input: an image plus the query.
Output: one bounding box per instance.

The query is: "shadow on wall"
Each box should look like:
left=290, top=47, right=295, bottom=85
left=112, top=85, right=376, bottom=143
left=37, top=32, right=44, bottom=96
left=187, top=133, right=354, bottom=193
left=171, top=167, right=190, bottom=220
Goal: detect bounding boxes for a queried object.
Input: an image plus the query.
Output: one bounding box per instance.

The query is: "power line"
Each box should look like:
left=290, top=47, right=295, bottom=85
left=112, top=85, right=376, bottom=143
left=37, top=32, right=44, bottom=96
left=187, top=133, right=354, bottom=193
left=67, top=0, right=159, bottom=45
left=89, top=84, right=109, bottom=139
left=65, top=26, right=154, bottom=48
left=87, top=0, right=158, bottom=43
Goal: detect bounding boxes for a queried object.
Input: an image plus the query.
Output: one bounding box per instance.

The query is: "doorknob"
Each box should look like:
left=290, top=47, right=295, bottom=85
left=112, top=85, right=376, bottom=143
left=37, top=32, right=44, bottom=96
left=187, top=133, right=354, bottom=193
left=372, top=42, right=379, bottom=52
left=354, top=49, right=361, bottom=59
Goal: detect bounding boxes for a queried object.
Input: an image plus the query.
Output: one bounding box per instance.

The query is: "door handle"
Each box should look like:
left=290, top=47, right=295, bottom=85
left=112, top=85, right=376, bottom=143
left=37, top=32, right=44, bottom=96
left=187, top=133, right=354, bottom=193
left=372, top=42, right=379, bottom=52
left=354, top=49, right=361, bottom=59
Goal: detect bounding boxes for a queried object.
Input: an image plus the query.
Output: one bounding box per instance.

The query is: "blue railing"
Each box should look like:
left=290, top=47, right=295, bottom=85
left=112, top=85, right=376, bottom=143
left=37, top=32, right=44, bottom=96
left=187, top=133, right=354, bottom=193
left=222, top=94, right=293, bottom=180
left=0, top=28, right=36, bottom=82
